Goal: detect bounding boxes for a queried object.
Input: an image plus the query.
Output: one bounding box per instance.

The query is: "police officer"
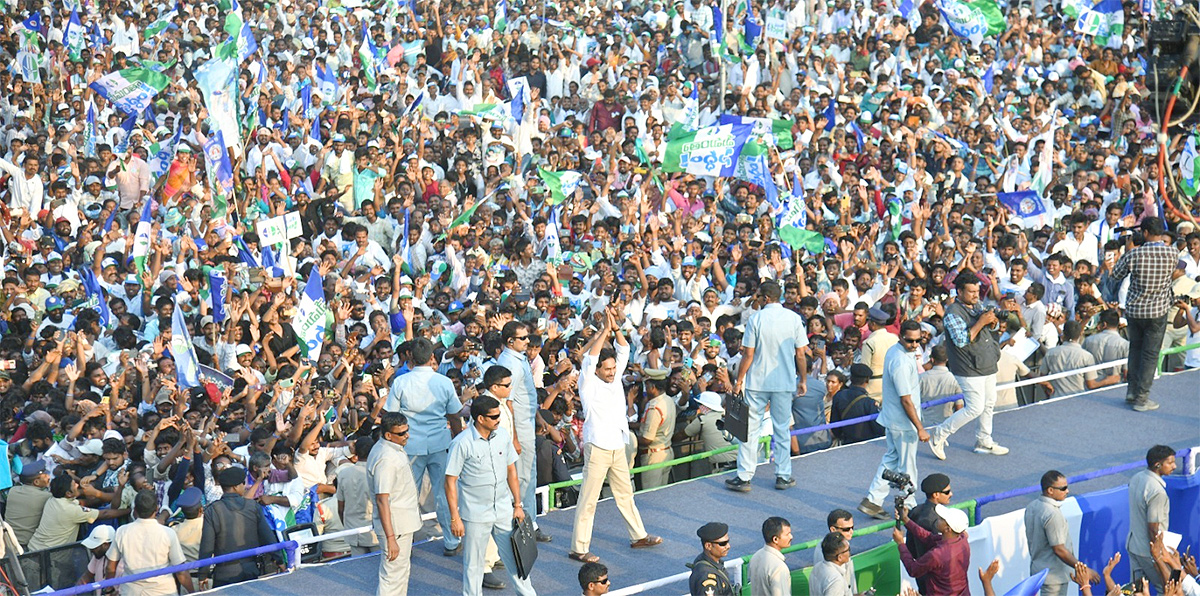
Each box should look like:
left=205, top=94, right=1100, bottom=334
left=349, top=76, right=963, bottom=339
left=636, top=372, right=675, bottom=489
left=689, top=522, right=737, bottom=596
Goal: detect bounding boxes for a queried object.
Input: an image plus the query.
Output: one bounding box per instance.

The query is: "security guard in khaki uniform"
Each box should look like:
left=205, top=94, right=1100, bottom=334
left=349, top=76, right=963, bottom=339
left=637, top=370, right=675, bottom=489
left=688, top=522, right=737, bottom=596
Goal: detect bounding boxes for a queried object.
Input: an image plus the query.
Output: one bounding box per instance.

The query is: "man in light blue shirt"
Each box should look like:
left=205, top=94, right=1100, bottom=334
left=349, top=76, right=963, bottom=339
left=445, top=396, right=536, bottom=596
left=386, top=338, right=464, bottom=554
left=729, top=281, right=808, bottom=492
left=860, top=321, right=929, bottom=520
left=496, top=321, right=547, bottom=541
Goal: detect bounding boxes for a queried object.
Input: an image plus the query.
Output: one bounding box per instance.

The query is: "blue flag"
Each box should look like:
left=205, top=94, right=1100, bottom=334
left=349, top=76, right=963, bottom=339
left=743, top=0, right=761, bottom=52
left=998, top=190, right=1052, bottom=229
left=84, top=102, right=97, bottom=157
left=294, top=271, right=329, bottom=359
left=115, top=112, right=137, bottom=154
left=233, top=236, right=260, bottom=267
left=169, top=294, right=201, bottom=388
left=103, top=204, right=116, bottom=232
left=850, top=121, right=865, bottom=153
left=983, top=62, right=995, bottom=94
left=79, top=268, right=111, bottom=329
left=210, top=272, right=227, bottom=323
left=203, top=131, right=235, bottom=200
left=149, top=125, right=182, bottom=180
left=300, top=83, right=312, bottom=119
left=824, top=99, right=837, bottom=131
left=89, top=22, right=107, bottom=47
left=311, top=109, right=322, bottom=142
left=1002, top=569, right=1048, bottom=596
left=21, top=13, right=42, bottom=32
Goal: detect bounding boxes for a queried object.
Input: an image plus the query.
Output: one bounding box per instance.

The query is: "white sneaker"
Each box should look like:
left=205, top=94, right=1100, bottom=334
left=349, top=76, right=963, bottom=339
left=974, top=443, right=1010, bottom=456
left=929, top=435, right=947, bottom=460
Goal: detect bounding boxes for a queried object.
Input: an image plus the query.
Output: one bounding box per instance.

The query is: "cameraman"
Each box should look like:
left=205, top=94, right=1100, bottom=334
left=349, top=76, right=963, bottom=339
left=908, top=474, right=954, bottom=594
left=859, top=321, right=927, bottom=521
left=927, top=275, right=1008, bottom=461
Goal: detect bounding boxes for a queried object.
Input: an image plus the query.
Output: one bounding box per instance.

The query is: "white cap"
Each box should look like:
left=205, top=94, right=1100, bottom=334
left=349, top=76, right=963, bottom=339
left=934, top=504, right=969, bottom=533
left=81, top=525, right=115, bottom=549
left=696, top=391, right=724, bottom=413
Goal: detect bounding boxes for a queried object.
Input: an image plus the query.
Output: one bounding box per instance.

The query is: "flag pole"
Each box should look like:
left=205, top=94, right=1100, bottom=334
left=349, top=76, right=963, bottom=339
left=718, top=0, right=729, bottom=114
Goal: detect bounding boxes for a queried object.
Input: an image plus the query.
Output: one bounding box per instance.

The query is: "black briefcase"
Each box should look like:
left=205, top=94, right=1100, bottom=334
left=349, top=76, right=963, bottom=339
left=510, top=515, right=538, bottom=579
left=722, top=392, right=751, bottom=443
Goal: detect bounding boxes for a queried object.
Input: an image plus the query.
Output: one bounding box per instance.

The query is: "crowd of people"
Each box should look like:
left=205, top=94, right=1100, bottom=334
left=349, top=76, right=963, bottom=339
left=0, top=0, right=1198, bottom=591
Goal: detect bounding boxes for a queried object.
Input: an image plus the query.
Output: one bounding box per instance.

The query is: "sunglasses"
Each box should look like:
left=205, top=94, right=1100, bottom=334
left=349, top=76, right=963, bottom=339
left=388, top=428, right=409, bottom=436
left=1049, top=485, right=1068, bottom=492
left=482, top=413, right=502, bottom=420
left=835, top=525, right=854, bottom=532
left=495, top=382, right=511, bottom=388
left=901, top=336, right=922, bottom=344
left=593, top=578, right=611, bottom=585
left=711, top=539, right=730, bottom=547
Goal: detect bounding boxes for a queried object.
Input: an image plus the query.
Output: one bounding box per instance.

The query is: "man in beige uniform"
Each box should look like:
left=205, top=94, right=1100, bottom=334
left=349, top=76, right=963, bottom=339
left=6, top=461, right=52, bottom=549
left=29, top=475, right=128, bottom=551
left=859, top=308, right=898, bottom=403
left=337, top=436, right=379, bottom=556
left=637, top=372, right=676, bottom=489
left=367, top=411, right=422, bottom=596
left=107, top=489, right=194, bottom=595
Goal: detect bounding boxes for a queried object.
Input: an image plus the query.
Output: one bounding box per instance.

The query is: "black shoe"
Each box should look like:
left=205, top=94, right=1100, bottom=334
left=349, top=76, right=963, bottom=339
left=482, top=571, right=507, bottom=590
left=443, top=543, right=463, bottom=556
left=775, top=476, right=796, bottom=490
left=724, top=477, right=752, bottom=492
left=535, top=529, right=553, bottom=543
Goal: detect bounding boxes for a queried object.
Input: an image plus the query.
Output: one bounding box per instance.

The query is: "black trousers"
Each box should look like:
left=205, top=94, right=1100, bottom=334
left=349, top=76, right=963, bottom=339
left=1125, top=316, right=1168, bottom=404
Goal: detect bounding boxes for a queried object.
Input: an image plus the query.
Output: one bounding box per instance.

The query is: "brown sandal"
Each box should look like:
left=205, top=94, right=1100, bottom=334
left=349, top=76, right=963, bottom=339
left=569, top=551, right=600, bottom=563
left=630, top=535, right=663, bottom=548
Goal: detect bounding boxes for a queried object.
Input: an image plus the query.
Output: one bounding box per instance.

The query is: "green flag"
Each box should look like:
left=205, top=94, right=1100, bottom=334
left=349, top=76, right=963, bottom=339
left=145, top=11, right=177, bottom=37
left=538, top=168, right=584, bottom=205
left=778, top=227, right=826, bottom=255
left=438, top=198, right=490, bottom=240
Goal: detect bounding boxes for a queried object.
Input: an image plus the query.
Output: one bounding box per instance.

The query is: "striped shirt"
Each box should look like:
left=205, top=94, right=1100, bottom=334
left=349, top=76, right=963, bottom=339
left=1112, top=242, right=1178, bottom=319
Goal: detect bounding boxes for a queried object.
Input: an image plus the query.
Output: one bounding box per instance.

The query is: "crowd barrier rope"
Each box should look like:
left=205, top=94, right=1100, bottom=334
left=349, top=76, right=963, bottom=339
left=51, top=541, right=296, bottom=596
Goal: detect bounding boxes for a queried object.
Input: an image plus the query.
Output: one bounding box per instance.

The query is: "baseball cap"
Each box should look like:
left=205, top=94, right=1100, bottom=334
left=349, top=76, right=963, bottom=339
left=81, top=525, right=115, bottom=549
left=45, top=296, right=65, bottom=311
left=79, top=439, right=104, bottom=456
left=935, top=504, right=969, bottom=533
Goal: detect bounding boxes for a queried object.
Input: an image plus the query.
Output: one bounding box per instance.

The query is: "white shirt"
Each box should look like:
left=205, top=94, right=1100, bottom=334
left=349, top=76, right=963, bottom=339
left=578, top=342, right=631, bottom=451
left=0, top=157, right=43, bottom=215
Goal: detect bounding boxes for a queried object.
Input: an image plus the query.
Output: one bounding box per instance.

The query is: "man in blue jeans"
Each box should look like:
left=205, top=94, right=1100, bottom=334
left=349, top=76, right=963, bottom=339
left=859, top=321, right=928, bottom=520
left=728, top=281, right=808, bottom=492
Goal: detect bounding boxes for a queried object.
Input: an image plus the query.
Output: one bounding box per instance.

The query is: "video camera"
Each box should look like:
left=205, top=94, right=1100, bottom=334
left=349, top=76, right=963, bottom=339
left=881, top=469, right=915, bottom=523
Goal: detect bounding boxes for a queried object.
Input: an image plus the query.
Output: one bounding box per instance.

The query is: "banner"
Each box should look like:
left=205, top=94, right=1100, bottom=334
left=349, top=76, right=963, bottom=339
left=935, top=0, right=1007, bottom=46
left=764, top=9, right=787, bottom=40
left=294, top=272, right=329, bottom=359
left=89, top=67, right=171, bottom=115
left=662, top=124, right=755, bottom=177
left=719, top=114, right=794, bottom=149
